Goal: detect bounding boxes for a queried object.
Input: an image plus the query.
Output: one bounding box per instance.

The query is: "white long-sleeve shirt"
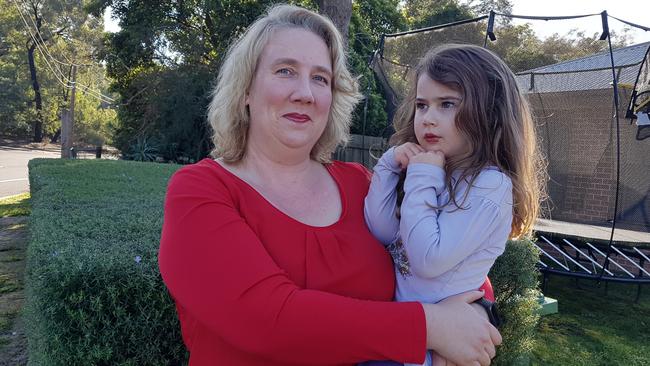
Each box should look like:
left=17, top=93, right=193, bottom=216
left=364, top=147, right=512, bottom=305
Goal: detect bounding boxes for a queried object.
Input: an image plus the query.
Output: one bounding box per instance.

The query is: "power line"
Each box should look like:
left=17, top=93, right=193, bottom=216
left=11, top=0, right=116, bottom=104
left=19, top=0, right=97, bottom=69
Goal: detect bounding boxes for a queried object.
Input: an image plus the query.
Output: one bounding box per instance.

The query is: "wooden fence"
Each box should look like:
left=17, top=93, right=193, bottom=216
left=332, top=134, right=388, bottom=169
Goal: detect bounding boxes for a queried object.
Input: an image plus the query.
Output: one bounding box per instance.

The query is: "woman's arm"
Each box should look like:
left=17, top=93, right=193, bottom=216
left=423, top=291, right=501, bottom=366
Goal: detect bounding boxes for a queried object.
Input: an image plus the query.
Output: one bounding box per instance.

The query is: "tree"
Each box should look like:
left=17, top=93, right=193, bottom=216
left=403, top=0, right=474, bottom=29
left=348, top=0, right=406, bottom=136
left=19, top=1, right=88, bottom=141
left=0, top=0, right=111, bottom=143
left=315, top=0, right=352, bottom=45
left=465, top=0, right=512, bottom=17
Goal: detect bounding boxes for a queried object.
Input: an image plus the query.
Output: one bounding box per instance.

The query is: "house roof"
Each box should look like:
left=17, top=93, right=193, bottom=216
left=515, top=42, right=650, bottom=93
left=520, top=41, right=650, bottom=74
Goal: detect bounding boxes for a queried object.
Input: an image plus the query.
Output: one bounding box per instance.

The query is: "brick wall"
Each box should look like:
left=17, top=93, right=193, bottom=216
left=531, top=87, right=649, bottom=230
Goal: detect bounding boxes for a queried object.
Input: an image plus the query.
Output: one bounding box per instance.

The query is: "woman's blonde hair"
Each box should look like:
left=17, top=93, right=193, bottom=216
left=391, top=44, right=546, bottom=238
left=207, top=4, right=361, bottom=163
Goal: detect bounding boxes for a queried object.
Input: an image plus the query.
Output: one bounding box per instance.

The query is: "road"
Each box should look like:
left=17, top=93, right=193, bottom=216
left=0, top=145, right=60, bottom=199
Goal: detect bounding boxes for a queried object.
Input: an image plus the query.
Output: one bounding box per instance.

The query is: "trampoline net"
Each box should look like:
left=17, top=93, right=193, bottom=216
left=373, top=13, right=650, bottom=232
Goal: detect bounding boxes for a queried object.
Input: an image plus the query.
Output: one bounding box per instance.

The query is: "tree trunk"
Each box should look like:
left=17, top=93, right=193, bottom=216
left=315, top=0, right=352, bottom=49
left=27, top=41, right=43, bottom=142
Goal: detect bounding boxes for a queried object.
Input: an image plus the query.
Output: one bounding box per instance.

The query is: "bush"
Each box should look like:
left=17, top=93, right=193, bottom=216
left=490, top=238, right=541, bottom=365
left=26, top=159, right=186, bottom=365
left=25, top=158, right=540, bottom=365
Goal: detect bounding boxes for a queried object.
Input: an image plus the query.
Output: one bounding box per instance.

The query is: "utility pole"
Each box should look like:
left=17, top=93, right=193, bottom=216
left=61, top=65, right=76, bottom=158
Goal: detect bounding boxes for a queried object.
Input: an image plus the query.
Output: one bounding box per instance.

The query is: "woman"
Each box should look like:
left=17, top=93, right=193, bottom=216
left=158, top=4, right=500, bottom=366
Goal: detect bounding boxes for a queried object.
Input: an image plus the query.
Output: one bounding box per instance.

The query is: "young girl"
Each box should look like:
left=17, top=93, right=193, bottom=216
left=364, top=44, right=544, bottom=366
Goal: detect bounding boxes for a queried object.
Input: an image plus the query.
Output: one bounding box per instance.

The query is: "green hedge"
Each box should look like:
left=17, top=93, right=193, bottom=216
left=26, top=159, right=186, bottom=365
left=490, top=238, right=541, bottom=365
left=26, top=158, right=540, bottom=365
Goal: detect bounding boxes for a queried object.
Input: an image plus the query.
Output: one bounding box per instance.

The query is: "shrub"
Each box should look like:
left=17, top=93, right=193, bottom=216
left=25, top=158, right=540, bottom=365
left=26, top=159, right=186, bottom=365
left=490, top=238, right=541, bottom=365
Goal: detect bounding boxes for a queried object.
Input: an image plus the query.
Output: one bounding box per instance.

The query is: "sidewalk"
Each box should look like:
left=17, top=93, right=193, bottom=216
left=0, top=137, right=61, bottom=153
left=0, top=216, right=28, bottom=366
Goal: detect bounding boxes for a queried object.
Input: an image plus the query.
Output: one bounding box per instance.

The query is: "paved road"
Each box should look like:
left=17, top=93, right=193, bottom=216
left=0, top=145, right=60, bottom=199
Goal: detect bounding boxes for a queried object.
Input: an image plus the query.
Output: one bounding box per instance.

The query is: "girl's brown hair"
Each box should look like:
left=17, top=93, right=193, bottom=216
left=391, top=44, right=546, bottom=238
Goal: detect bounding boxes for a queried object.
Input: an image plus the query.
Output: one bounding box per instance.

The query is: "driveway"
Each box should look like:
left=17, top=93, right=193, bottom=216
left=0, top=142, right=60, bottom=199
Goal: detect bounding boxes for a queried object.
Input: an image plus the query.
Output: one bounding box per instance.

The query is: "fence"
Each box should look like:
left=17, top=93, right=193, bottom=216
left=333, top=134, right=388, bottom=169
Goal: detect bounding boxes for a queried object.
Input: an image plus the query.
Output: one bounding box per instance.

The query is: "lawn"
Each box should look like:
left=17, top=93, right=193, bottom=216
left=0, top=193, right=29, bottom=365
left=0, top=193, right=30, bottom=218
left=531, top=275, right=650, bottom=365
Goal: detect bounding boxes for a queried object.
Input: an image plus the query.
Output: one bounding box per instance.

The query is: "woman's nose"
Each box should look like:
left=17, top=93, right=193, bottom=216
left=291, top=77, right=315, bottom=104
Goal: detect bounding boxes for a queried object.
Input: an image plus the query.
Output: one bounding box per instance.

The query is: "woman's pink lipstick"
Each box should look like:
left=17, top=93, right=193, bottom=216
left=424, top=133, right=440, bottom=143
left=284, top=113, right=311, bottom=123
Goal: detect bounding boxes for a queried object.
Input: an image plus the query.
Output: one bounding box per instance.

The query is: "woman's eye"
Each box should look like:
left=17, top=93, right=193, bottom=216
left=313, top=75, right=329, bottom=85
left=276, top=68, right=293, bottom=75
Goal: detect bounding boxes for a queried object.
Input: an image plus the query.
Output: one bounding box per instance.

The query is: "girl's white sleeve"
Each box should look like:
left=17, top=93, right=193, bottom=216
left=363, top=147, right=402, bottom=245
left=400, top=164, right=511, bottom=279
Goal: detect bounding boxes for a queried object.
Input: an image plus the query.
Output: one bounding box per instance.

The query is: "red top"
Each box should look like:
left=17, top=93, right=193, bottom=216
left=158, top=159, right=427, bottom=365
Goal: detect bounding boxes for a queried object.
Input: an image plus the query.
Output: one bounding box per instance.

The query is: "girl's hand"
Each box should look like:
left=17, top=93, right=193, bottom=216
left=393, top=143, right=425, bottom=169
left=409, top=150, right=445, bottom=168
left=422, top=290, right=501, bottom=366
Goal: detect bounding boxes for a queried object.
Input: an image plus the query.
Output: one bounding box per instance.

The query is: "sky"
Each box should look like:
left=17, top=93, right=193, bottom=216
left=509, top=0, right=650, bottom=44
left=104, top=1, right=650, bottom=43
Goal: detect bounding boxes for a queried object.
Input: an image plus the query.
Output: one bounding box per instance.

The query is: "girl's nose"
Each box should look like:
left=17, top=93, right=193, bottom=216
left=422, top=113, right=438, bottom=126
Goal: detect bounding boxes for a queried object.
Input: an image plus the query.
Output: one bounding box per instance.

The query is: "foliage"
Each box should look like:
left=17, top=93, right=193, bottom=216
left=0, top=2, right=33, bottom=136
left=531, top=276, right=650, bottom=365
left=111, top=64, right=214, bottom=161
left=403, top=0, right=474, bottom=29
left=0, top=193, right=31, bottom=218
left=489, top=238, right=541, bottom=366
left=489, top=23, right=635, bottom=73
left=26, top=158, right=186, bottom=365
left=0, top=0, right=115, bottom=145
left=125, top=136, right=159, bottom=162
left=348, top=0, right=405, bottom=136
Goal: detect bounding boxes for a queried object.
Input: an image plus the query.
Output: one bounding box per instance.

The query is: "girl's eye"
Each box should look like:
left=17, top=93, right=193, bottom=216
left=415, top=102, right=427, bottom=110
left=441, top=101, right=456, bottom=109
left=313, top=75, right=329, bottom=85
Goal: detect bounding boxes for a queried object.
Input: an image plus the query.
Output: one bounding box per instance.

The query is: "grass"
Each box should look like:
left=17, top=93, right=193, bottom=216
left=0, top=193, right=31, bottom=218
left=0, top=217, right=28, bottom=362
left=531, top=275, right=650, bottom=365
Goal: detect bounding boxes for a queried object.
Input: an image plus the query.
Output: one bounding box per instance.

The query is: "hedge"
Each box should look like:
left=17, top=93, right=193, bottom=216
left=26, top=159, right=186, bottom=365
left=26, top=158, right=540, bottom=365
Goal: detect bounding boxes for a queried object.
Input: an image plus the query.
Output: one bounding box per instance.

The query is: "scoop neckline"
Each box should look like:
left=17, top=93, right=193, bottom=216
left=205, top=158, right=347, bottom=229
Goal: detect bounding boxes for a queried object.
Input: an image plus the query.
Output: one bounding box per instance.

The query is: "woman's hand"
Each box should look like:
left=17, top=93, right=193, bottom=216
left=409, top=150, right=445, bottom=169
left=422, top=290, right=502, bottom=366
left=393, top=143, right=425, bottom=169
